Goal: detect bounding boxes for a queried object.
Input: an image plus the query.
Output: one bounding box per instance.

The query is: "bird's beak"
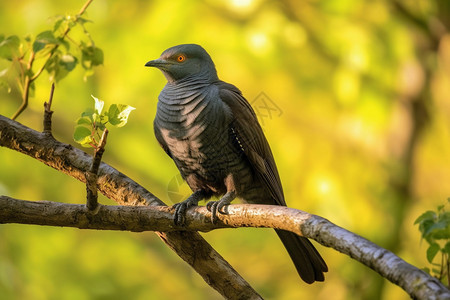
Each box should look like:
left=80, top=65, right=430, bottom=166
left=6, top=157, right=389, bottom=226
left=145, top=58, right=168, bottom=68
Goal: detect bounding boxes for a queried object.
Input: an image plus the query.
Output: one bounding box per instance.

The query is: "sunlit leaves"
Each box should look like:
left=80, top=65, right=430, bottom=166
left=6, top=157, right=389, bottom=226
left=0, top=35, right=20, bottom=93
left=0, top=5, right=103, bottom=118
left=74, top=95, right=135, bottom=149
left=415, top=200, right=450, bottom=282
left=108, top=104, right=135, bottom=127
left=33, top=30, right=59, bottom=53
left=45, top=51, right=79, bottom=82
left=93, top=95, right=104, bottom=115
left=73, top=124, right=93, bottom=146
left=81, top=42, right=104, bottom=69
left=60, top=53, right=78, bottom=71
left=426, top=243, right=440, bottom=264
left=0, top=35, right=20, bottom=60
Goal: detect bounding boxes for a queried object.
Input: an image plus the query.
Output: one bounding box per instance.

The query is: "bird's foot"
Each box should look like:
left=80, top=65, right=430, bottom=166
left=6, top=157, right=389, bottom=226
left=206, top=191, right=236, bottom=224
left=172, top=190, right=205, bottom=226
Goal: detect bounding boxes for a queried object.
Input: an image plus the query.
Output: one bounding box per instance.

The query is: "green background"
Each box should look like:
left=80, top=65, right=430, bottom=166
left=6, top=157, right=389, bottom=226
left=1, top=0, right=449, bottom=299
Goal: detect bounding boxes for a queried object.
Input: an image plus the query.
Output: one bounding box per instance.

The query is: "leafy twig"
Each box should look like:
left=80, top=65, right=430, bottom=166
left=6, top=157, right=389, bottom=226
left=8, top=0, right=96, bottom=120
left=415, top=199, right=450, bottom=285
left=73, top=95, right=135, bottom=149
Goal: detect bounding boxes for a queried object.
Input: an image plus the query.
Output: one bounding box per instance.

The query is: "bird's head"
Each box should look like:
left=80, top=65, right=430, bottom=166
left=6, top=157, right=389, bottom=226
left=145, top=44, right=218, bottom=84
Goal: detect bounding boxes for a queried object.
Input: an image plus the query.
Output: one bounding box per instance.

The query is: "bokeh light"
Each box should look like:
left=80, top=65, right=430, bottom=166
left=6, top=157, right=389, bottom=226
left=1, top=0, right=449, bottom=299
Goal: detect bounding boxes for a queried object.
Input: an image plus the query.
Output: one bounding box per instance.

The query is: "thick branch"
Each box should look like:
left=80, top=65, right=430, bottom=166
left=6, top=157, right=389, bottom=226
left=1, top=115, right=449, bottom=299
left=1, top=196, right=449, bottom=300
left=0, top=115, right=261, bottom=300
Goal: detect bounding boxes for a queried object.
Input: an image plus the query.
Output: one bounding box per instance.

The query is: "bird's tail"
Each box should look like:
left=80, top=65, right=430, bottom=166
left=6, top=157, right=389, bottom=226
left=275, top=229, right=328, bottom=284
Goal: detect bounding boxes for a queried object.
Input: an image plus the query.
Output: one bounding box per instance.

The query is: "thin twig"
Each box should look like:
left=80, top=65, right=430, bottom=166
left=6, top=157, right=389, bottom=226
left=43, top=83, right=55, bottom=135
left=78, top=0, right=94, bottom=17
left=11, top=51, right=35, bottom=120
left=11, top=0, right=95, bottom=120
left=29, top=53, right=51, bottom=82
left=85, top=128, right=108, bottom=211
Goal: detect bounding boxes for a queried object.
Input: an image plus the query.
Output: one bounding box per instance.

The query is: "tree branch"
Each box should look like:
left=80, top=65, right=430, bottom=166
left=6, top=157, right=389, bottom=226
left=1, top=114, right=449, bottom=299
left=1, top=195, right=449, bottom=300
left=85, top=128, right=108, bottom=211
left=0, top=115, right=261, bottom=300
left=43, top=83, right=55, bottom=136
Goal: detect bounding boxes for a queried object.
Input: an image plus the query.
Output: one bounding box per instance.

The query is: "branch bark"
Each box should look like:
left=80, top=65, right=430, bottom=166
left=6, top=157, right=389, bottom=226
left=1, top=114, right=449, bottom=299
left=85, top=128, right=108, bottom=211
left=0, top=115, right=261, bottom=300
left=1, top=195, right=449, bottom=300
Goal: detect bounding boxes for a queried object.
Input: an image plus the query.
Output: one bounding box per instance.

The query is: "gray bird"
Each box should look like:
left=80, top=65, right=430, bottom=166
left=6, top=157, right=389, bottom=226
left=145, top=44, right=327, bottom=283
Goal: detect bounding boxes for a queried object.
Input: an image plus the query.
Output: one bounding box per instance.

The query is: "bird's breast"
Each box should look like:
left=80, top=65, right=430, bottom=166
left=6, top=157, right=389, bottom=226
left=155, top=84, right=244, bottom=186
left=151, top=80, right=270, bottom=199
left=156, top=86, right=226, bottom=158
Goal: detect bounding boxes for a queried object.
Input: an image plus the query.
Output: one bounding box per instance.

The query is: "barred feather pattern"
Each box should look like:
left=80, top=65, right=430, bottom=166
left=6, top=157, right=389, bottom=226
left=154, top=78, right=256, bottom=197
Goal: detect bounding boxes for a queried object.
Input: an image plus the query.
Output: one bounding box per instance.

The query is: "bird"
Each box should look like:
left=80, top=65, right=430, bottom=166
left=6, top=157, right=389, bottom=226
left=145, top=44, right=327, bottom=284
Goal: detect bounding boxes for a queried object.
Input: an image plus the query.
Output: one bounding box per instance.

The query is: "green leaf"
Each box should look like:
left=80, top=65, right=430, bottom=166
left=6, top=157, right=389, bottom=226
left=60, top=54, right=77, bottom=71
left=96, top=122, right=106, bottom=132
left=428, top=224, right=450, bottom=240
left=33, top=30, right=59, bottom=53
left=76, top=17, right=93, bottom=25
left=57, top=37, right=70, bottom=51
left=419, top=219, right=436, bottom=240
left=425, top=220, right=448, bottom=235
left=108, top=104, right=136, bottom=127
left=91, top=95, right=104, bottom=115
left=52, top=15, right=66, bottom=34
left=426, top=243, right=440, bottom=263
left=81, top=107, right=95, bottom=118
left=81, top=45, right=104, bottom=68
left=443, top=241, right=450, bottom=255
left=91, top=47, right=103, bottom=66
left=76, top=116, right=93, bottom=126
left=73, top=125, right=93, bottom=146
left=414, top=210, right=436, bottom=225
left=440, top=211, right=450, bottom=222
left=0, top=35, right=20, bottom=60
left=45, top=51, right=69, bottom=82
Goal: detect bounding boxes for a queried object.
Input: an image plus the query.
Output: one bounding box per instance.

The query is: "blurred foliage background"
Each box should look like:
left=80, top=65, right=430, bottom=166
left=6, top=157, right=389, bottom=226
left=1, top=0, right=449, bottom=299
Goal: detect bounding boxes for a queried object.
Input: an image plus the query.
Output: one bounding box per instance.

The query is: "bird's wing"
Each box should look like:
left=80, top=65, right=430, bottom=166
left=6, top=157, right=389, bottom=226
left=218, top=81, right=285, bottom=206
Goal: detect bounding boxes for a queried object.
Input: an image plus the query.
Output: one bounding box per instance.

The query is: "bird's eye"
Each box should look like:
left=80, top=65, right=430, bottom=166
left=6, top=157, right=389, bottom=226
left=176, top=54, right=186, bottom=62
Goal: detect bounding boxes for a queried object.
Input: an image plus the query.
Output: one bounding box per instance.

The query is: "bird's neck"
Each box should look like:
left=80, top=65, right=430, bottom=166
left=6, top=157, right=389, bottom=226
left=169, top=69, right=219, bottom=86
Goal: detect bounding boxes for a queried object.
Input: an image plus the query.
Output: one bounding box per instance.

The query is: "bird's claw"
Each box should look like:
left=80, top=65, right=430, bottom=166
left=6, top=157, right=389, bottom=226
left=206, top=198, right=230, bottom=224
left=172, top=190, right=206, bottom=226
left=172, top=201, right=190, bottom=226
